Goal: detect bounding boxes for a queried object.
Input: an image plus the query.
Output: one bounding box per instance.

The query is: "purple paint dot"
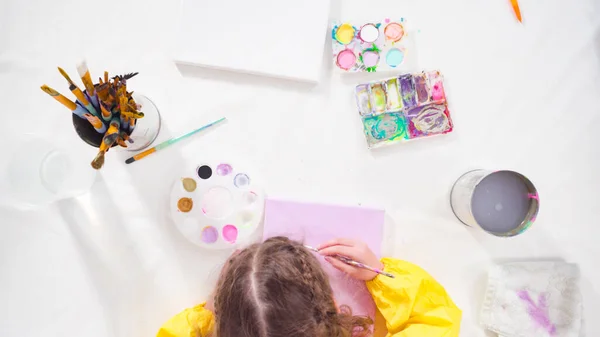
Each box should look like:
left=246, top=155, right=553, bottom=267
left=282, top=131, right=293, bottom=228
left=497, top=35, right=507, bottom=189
left=362, top=51, right=380, bottom=67
left=216, top=163, right=233, bottom=176
left=200, top=226, right=218, bottom=243
left=222, top=225, right=238, bottom=243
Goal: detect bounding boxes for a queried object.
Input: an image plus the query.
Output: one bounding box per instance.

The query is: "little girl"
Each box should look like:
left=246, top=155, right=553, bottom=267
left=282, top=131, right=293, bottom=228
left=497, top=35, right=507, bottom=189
left=157, top=237, right=461, bottom=337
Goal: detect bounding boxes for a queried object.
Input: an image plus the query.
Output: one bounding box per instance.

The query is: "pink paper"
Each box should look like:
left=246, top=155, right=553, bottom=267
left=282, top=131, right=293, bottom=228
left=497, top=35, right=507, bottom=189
left=262, top=198, right=385, bottom=320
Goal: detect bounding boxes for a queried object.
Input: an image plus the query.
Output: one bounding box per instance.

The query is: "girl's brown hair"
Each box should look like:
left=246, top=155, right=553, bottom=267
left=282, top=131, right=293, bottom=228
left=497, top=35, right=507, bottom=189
left=211, top=236, right=373, bottom=337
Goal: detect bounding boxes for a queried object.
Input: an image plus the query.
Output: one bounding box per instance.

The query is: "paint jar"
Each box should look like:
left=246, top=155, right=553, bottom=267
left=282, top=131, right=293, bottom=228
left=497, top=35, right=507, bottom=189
left=73, top=93, right=161, bottom=152
left=450, top=170, right=539, bottom=237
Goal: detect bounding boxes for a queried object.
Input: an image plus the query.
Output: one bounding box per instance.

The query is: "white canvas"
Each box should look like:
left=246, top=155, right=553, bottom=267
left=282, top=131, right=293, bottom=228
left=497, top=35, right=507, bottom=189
left=175, top=0, right=331, bottom=83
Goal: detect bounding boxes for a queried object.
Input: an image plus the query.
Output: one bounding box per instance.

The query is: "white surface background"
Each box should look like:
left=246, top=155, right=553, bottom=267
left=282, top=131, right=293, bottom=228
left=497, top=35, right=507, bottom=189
left=1, top=0, right=599, bottom=336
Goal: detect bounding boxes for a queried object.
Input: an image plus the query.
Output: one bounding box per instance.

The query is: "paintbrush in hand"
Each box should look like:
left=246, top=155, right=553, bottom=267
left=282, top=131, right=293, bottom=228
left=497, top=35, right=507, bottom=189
left=304, top=245, right=395, bottom=278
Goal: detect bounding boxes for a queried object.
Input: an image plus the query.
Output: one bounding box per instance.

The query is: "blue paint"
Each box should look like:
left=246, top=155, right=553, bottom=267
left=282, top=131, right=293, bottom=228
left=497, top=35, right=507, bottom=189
left=386, top=48, right=404, bottom=67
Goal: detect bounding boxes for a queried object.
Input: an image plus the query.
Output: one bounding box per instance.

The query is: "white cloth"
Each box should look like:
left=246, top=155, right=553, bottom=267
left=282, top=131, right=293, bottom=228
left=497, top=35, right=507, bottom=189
left=481, top=262, right=582, bottom=337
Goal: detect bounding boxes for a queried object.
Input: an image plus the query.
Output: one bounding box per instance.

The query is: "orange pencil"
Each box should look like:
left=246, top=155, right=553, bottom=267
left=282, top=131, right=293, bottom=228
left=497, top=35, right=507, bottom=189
left=510, top=0, right=522, bottom=23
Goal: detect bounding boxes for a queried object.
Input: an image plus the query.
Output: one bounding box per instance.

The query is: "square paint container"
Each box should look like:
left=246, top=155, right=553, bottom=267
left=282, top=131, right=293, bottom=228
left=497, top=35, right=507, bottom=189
left=355, top=71, right=453, bottom=148
left=332, top=18, right=417, bottom=73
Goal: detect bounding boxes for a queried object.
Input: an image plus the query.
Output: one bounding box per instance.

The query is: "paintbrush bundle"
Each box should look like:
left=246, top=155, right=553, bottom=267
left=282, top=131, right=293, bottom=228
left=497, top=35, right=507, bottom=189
left=40, top=62, right=142, bottom=170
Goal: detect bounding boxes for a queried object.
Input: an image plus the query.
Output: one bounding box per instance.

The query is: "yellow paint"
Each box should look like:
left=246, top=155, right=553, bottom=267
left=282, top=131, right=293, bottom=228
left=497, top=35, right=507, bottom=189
left=335, top=23, right=355, bottom=45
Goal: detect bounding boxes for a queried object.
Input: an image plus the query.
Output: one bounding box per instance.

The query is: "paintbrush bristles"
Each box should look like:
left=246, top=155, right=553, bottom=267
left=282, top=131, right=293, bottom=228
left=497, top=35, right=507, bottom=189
left=57, top=67, right=76, bottom=86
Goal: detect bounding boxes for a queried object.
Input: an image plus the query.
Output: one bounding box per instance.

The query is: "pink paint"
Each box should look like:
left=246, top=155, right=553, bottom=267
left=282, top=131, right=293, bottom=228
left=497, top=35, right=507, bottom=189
left=336, top=49, right=356, bottom=70
left=528, top=193, right=539, bottom=200
left=200, top=226, right=218, bottom=243
left=427, top=71, right=446, bottom=101
left=361, top=50, right=380, bottom=67
left=222, top=224, right=238, bottom=243
left=216, top=163, right=233, bottom=176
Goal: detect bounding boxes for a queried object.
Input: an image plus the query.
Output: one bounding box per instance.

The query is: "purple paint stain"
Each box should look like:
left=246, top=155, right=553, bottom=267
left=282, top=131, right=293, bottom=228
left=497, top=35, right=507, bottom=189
left=413, top=74, right=429, bottom=104
left=517, top=290, right=556, bottom=336
left=399, top=75, right=417, bottom=108
left=200, top=226, right=218, bottom=243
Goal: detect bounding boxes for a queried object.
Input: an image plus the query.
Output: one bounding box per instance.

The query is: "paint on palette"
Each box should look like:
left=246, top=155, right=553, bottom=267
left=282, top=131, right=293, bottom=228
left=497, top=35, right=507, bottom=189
left=234, top=173, right=250, bottom=188
left=369, top=83, right=387, bottom=114
left=182, top=178, right=197, bottom=192
left=353, top=70, right=453, bottom=148
left=332, top=19, right=414, bottom=73
left=384, top=78, right=402, bottom=111
left=177, top=197, right=193, bottom=212
left=170, top=161, right=265, bottom=249
left=216, top=163, right=233, bottom=176
left=399, top=75, right=417, bottom=108
left=384, top=23, right=404, bottom=42
left=197, top=165, right=212, bottom=179
left=333, top=23, right=356, bottom=45
left=413, top=73, right=429, bottom=104
left=406, top=104, right=453, bottom=138
left=355, top=85, right=371, bottom=115
left=222, top=224, right=238, bottom=243
left=385, top=48, right=404, bottom=68
left=337, top=49, right=356, bottom=70
left=427, top=71, right=445, bottom=101
left=201, top=226, right=218, bottom=243
left=362, top=112, right=409, bottom=146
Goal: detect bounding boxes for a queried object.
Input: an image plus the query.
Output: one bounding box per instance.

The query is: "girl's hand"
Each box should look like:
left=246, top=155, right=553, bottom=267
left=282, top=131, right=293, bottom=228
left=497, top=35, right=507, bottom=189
left=318, top=238, right=383, bottom=281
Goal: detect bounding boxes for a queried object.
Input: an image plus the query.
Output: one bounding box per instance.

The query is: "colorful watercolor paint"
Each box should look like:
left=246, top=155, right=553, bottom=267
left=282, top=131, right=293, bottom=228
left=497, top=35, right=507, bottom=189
left=362, top=112, right=409, bottom=147
left=413, top=73, right=429, bottom=104
left=355, top=84, right=371, bottom=116
left=332, top=19, right=416, bottom=73
left=369, top=83, right=387, bottom=114
left=353, top=70, right=453, bottom=148
left=384, top=78, right=402, bottom=111
left=170, top=161, right=265, bottom=249
left=399, top=74, right=417, bottom=109
left=406, top=104, right=453, bottom=138
left=427, top=71, right=446, bottom=101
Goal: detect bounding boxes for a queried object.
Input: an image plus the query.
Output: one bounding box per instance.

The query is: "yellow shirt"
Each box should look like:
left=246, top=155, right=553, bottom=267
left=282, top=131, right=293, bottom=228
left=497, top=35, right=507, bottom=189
left=156, top=258, right=462, bottom=337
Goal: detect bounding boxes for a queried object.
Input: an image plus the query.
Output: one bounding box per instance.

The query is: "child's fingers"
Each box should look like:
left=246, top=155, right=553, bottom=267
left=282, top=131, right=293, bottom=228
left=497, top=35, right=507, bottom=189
left=318, top=238, right=357, bottom=250
left=319, top=245, right=360, bottom=260
left=325, top=256, right=356, bottom=274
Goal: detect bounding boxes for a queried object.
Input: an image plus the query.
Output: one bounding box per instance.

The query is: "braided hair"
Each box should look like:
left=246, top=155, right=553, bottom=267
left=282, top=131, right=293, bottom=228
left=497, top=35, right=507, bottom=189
left=211, top=237, right=373, bottom=337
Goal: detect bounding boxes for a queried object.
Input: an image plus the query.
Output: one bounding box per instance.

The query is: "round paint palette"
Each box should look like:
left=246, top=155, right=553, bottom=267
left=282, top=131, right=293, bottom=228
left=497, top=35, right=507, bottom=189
left=170, top=161, right=264, bottom=249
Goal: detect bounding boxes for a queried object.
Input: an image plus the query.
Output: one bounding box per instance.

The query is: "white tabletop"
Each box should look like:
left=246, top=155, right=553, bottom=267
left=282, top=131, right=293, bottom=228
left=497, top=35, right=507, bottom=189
left=1, top=0, right=599, bottom=336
